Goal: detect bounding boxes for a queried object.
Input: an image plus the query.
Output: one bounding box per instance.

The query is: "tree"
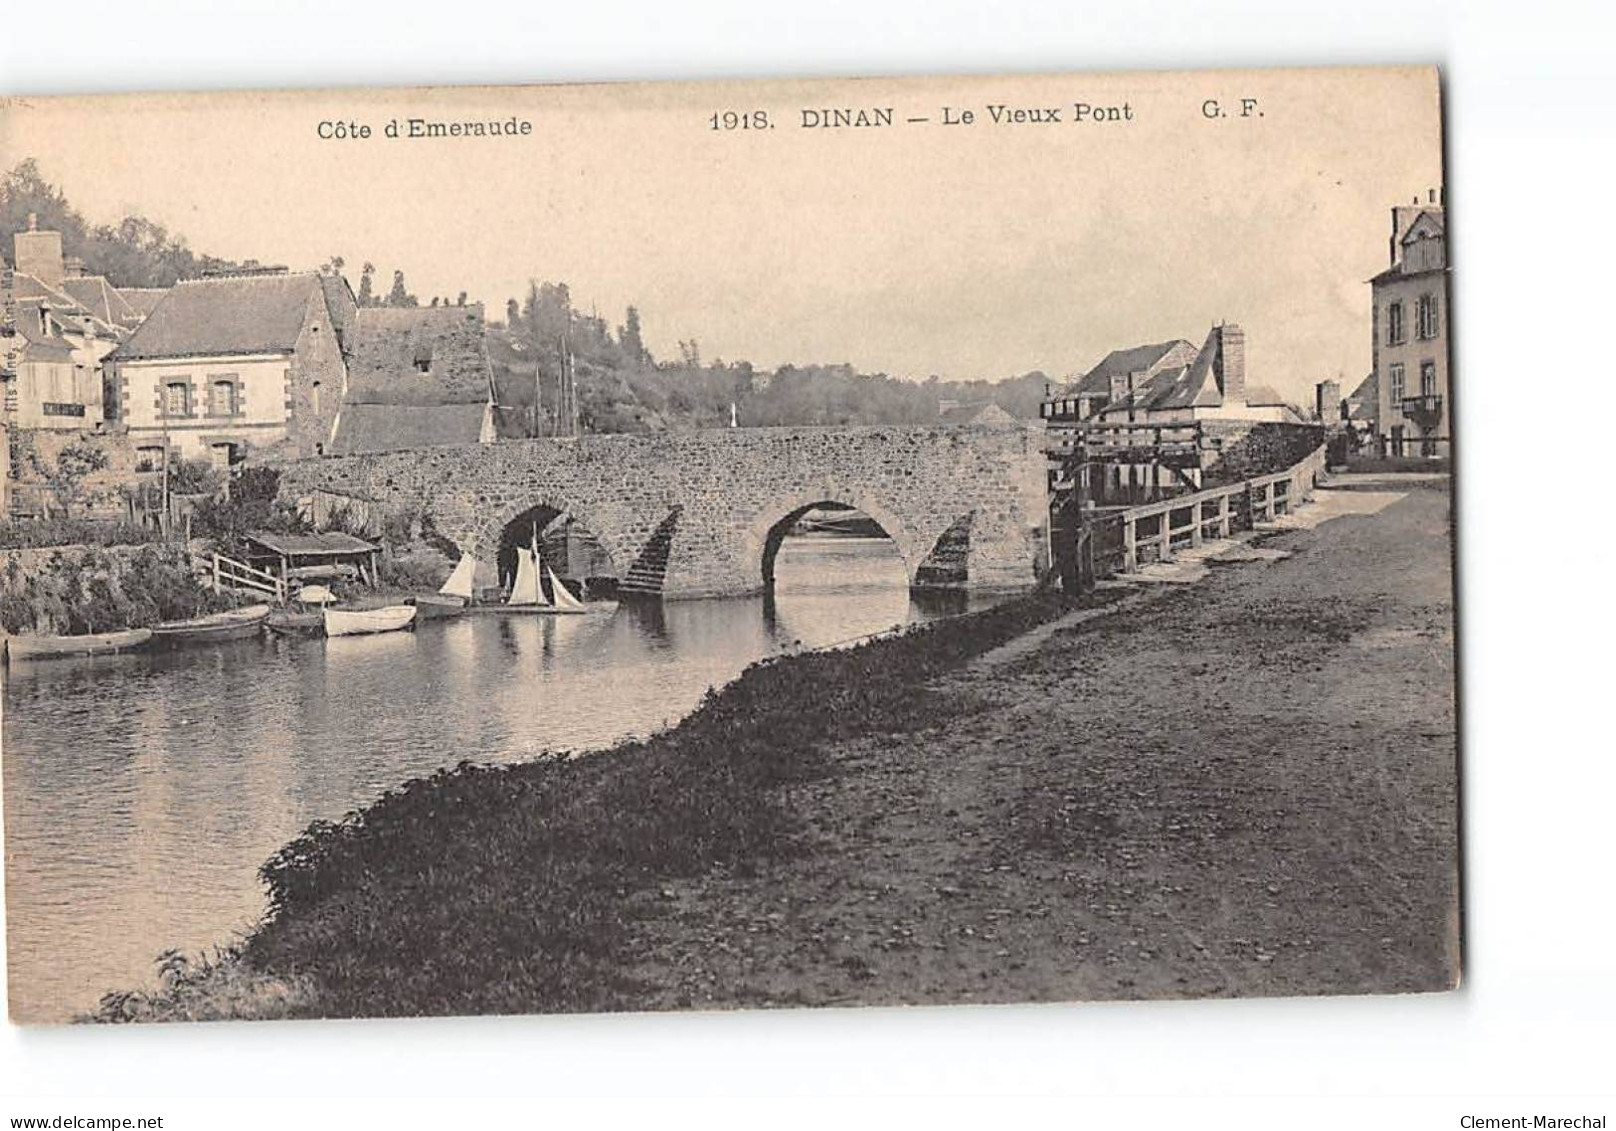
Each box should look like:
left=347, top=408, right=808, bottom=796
left=356, top=262, right=377, bottom=307
left=618, top=305, right=649, bottom=367
left=504, top=297, right=521, bottom=329
left=2, top=159, right=248, bottom=288
left=456, top=291, right=467, bottom=307
left=386, top=269, right=417, bottom=307
left=38, top=441, right=110, bottom=517
left=320, top=255, right=345, bottom=277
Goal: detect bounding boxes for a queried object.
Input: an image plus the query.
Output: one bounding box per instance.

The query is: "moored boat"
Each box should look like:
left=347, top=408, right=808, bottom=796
left=323, top=605, right=417, bottom=637
left=6, top=627, right=153, bottom=662
left=266, top=609, right=324, bottom=635
left=409, top=593, right=465, bottom=619
left=149, top=604, right=271, bottom=647
left=497, top=528, right=591, bottom=615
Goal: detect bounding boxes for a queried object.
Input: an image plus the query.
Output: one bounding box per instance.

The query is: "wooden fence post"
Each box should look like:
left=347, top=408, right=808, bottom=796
left=1218, top=493, right=1231, bottom=538
left=1123, top=516, right=1137, bottom=573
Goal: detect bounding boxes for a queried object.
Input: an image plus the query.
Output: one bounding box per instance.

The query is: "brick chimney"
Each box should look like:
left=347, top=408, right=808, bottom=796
left=1108, top=372, right=1128, bottom=405
left=14, top=213, right=65, bottom=289
left=1212, top=323, right=1246, bottom=404
left=1315, top=378, right=1341, bottom=422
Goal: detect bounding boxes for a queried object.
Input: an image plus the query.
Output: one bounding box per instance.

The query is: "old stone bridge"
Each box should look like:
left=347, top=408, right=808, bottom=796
left=273, top=424, right=1050, bottom=599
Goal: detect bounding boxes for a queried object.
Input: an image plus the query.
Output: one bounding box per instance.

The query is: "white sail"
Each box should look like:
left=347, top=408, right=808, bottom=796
left=508, top=547, right=549, bottom=606
left=545, top=564, right=586, bottom=610
left=439, top=556, right=478, bottom=600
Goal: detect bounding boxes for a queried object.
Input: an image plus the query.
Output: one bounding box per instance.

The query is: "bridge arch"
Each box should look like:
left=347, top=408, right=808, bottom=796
left=469, top=493, right=628, bottom=584
left=739, top=486, right=933, bottom=591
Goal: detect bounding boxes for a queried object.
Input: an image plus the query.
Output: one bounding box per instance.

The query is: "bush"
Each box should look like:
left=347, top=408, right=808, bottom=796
left=0, top=517, right=159, bottom=551
left=0, top=543, right=232, bottom=634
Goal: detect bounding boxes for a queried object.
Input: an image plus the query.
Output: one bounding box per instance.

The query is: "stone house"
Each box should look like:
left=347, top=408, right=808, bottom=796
left=1040, top=324, right=1304, bottom=490
left=109, top=269, right=357, bottom=469
left=2, top=217, right=149, bottom=430
left=1368, top=190, right=1450, bottom=458
left=1041, top=324, right=1301, bottom=431
left=329, top=304, right=496, bottom=456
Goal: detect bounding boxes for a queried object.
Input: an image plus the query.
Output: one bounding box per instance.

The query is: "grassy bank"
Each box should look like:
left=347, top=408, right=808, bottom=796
left=93, top=589, right=1097, bottom=1022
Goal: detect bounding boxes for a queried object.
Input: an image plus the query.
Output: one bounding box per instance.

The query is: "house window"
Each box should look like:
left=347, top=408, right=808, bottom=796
left=164, top=381, right=191, bottom=417
left=1416, top=293, right=1440, bottom=340
left=413, top=354, right=432, bottom=373
left=208, top=376, right=240, bottom=417
left=135, top=446, right=166, bottom=472
left=1386, top=301, right=1406, bottom=345
left=1420, top=361, right=1437, bottom=397
left=1389, top=363, right=1405, bottom=404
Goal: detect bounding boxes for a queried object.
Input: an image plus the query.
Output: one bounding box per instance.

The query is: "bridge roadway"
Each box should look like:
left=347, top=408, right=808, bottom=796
left=274, top=423, right=1051, bottom=600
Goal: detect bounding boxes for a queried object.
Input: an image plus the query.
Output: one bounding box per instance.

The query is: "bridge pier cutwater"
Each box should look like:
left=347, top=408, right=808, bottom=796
left=273, top=425, right=1050, bottom=600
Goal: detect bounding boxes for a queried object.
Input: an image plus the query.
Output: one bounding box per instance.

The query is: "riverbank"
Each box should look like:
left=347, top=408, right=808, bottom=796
left=91, top=477, right=1458, bottom=1021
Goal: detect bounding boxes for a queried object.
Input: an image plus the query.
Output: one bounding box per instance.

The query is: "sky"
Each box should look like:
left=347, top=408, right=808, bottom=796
left=0, top=66, right=1443, bottom=403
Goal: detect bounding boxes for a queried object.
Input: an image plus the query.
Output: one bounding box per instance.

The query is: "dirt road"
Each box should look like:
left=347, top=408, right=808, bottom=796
left=619, top=477, right=1460, bottom=1009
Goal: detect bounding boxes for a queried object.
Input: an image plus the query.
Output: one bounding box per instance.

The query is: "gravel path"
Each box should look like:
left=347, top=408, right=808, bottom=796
left=617, top=478, right=1460, bottom=1010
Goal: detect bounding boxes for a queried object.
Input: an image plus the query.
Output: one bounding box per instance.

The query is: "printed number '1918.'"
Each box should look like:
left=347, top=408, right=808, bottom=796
left=709, top=110, right=772, bottom=131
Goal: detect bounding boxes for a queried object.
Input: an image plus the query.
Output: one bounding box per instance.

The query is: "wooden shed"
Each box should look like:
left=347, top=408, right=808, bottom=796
left=243, top=531, right=382, bottom=587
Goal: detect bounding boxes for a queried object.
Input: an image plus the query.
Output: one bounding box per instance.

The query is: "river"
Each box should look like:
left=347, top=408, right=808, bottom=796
left=1, top=535, right=994, bottom=1022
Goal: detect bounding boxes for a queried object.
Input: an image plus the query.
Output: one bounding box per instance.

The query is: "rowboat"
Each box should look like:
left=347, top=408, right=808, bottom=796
left=6, top=627, right=153, bottom=662
left=323, top=605, right=417, bottom=637
left=409, top=593, right=466, bottom=620
left=149, top=604, right=270, bottom=647
left=266, top=609, right=324, bottom=635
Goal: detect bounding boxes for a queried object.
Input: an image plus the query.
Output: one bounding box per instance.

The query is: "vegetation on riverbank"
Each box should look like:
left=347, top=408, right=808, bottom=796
left=90, top=590, right=1093, bottom=1022
left=0, top=543, right=235, bottom=636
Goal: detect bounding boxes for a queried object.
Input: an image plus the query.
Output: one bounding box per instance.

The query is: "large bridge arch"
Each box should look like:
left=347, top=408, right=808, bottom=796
left=273, top=424, right=1049, bottom=601
left=738, top=484, right=933, bottom=591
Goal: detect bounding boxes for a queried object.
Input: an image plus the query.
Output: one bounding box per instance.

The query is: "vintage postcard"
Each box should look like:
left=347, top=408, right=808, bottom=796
left=0, top=66, right=1457, bottom=1024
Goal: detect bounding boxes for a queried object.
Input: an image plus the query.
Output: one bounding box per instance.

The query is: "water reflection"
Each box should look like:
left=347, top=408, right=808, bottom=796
left=2, top=536, right=996, bottom=1021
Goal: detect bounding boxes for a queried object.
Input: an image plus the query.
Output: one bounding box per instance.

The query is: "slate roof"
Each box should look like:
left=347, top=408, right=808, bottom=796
left=60, top=275, right=142, bottom=327
left=1345, top=371, right=1378, bottom=421
left=112, top=272, right=326, bottom=360
left=329, top=402, right=492, bottom=456
left=10, top=272, right=122, bottom=336
left=1068, top=340, right=1196, bottom=397
left=9, top=299, right=76, bottom=359
left=1368, top=264, right=1446, bottom=286
left=118, top=288, right=170, bottom=319
left=246, top=530, right=378, bottom=556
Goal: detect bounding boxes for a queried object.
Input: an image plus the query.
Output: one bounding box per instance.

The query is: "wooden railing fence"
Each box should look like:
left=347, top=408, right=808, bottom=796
left=1087, top=442, right=1328, bottom=576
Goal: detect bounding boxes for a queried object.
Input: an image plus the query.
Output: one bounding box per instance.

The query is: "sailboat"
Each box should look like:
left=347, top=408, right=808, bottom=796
left=501, top=525, right=589, bottom=615
left=410, top=554, right=477, bottom=619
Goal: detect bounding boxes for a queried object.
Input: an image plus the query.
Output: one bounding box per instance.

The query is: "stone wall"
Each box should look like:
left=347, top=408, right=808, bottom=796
left=273, top=424, right=1050, bottom=599
left=5, top=427, right=138, bottom=518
